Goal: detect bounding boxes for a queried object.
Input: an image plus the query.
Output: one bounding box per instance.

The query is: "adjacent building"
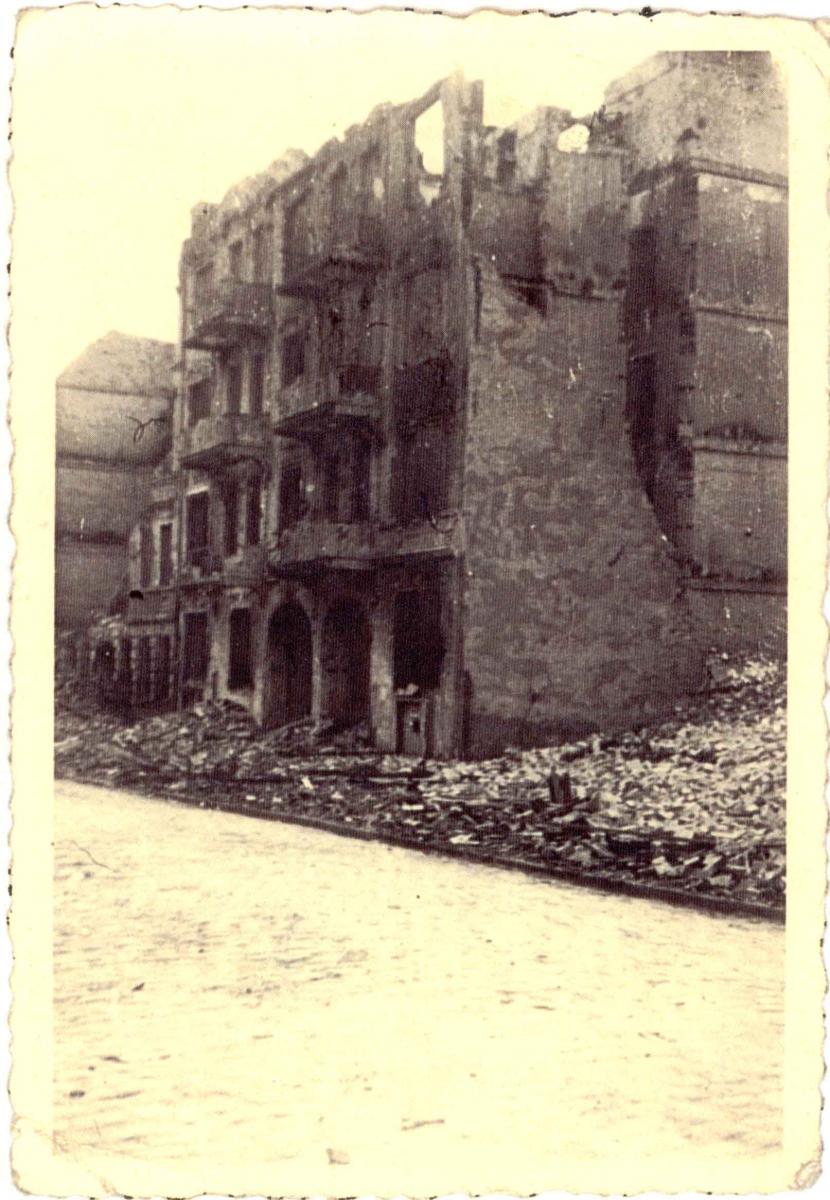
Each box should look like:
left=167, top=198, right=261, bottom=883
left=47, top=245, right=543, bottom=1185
left=82, top=52, right=786, bottom=757
left=55, top=332, right=176, bottom=629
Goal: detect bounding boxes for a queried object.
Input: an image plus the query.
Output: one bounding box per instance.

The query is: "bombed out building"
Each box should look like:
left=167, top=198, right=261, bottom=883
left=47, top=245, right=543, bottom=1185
left=95, top=52, right=786, bottom=758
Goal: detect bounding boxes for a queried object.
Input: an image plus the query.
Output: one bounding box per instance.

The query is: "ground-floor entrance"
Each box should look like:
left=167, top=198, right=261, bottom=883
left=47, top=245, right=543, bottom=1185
left=265, top=601, right=313, bottom=728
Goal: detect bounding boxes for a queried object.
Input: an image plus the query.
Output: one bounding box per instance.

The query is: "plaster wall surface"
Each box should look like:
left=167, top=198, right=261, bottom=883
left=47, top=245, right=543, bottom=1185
left=687, top=581, right=786, bottom=657
left=692, top=443, right=787, bottom=581
left=56, top=542, right=127, bottom=629
left=58, top=461, right=154, bottom=541
left=693, top=312, right=786, bottom=441
left=461, top=269, right=704, bottom=756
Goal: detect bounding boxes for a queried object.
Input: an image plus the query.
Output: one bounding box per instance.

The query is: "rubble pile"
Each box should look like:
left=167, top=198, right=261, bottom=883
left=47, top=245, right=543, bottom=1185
left=55, top=657, right=785, bottom=914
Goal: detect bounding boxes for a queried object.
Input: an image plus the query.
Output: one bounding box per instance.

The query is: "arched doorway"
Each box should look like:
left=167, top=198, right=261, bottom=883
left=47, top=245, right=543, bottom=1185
left=320, top=598, right=371, bottom=728
left=265, top=602, right=313, bottom=728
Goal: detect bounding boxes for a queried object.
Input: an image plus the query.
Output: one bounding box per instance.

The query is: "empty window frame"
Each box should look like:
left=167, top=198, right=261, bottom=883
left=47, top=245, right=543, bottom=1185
left=188, top=378, right=212, bottom=425
left=249, top=353, right=266, bottom=416
left=228, top=239, right=244, bottom=280
left=246, top=479, right=262, bottom=546
left=224, top=483, right=240, bottom=557
left=159, top=523, right=174, bottom=586
left=226, top=359, right=244, bottom=415
left=321, top=452, right=339, bottom=521
left=393, top=586, right=445, bottom=690
left=329, top=163, right=348, bottom=220
left=252, top=224, right=273, bottom=283
left=139, top=525, right=154, bottom=589
left=350, top=438, right=371, bottom=522
left=282, top=331, right=306, bottom=388
left=395, top=420, right=451, bottom=524
left=228, top=608, right=254, bottom=689
left=183, top=612, right=210, bottom=682
left=194, top=262, right=214, bottom=306
left=278, top=460, right=304, bottom=532
left=185, top=492, right=210, bottom=563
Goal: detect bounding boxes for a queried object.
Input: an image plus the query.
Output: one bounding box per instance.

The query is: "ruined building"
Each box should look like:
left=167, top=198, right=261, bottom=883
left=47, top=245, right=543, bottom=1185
left=90, top=52, right=785, bottom=757
left=56, top=332, right=176, bottom=629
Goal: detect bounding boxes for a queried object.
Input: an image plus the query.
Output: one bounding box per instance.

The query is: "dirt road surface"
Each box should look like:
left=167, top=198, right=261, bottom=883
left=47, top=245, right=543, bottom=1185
left=52, top=780, right=784, bottom=1195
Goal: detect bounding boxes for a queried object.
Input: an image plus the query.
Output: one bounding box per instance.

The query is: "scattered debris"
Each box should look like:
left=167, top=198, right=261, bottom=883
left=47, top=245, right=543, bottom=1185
left=55, top=657, right=785, bottom=912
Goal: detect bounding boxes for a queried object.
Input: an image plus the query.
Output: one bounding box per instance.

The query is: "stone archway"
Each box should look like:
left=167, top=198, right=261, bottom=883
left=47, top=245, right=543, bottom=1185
left=320, top=598, right=371, bottom=728
left=265, top=602, right=313, bottom=729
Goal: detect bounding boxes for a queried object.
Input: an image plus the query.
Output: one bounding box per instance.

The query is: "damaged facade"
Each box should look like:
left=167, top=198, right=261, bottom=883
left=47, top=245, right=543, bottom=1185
left=82, top=52, right=785, bottom=756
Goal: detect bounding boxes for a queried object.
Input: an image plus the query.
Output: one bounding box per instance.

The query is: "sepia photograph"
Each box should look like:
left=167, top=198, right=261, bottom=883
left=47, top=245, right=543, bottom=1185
left=7, top=4, right=827, bottom=1196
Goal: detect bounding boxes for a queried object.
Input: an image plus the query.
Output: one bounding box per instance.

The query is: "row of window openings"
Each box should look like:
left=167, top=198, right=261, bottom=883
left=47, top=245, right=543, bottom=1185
left=184, top=485, right=263, bottom=565
left=139, top=486, right=263, bottom=585
left=182, top=609, right=252, bottom=690
left=195, top=224, right=274, bottom=296
left=152, top=427, right=447, bottom=575
left=276, top=426, right=449, bottom=533
left=187, top=354, right=267, bottom=426
left=278, top=445, right=371, bottom=530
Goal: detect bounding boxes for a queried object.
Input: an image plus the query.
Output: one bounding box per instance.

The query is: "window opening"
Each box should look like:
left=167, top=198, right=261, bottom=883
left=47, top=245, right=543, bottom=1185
left=228, top=608, right=253, bottom=689
left=194, top=262, right=214, bottom=307
left=139, top=525, right=153, bottom=589
left=414, top=101, right=445, bottom=194
left=188, top=378, right=212, bottom=425
left=393, top=587, right=445, bottom=692
left=253, top=224, right=273, bottom=282
left=351, top=438, right=371, bottom=522
left=249, top=353, right=266, bottom=416
left=282, top=331, right=306, bottom=387
left=183, top=612, right=209, bottom=682
left=321, top=452, right=339, bottom=521
left=185, top=492, right=210, bottom=565
left=278, top=461, right=304, bottom=532
left=228, top=239, right=244, bottom=280
left=224, top=482, right=240, bottom=557
left=226, top=359, right=243, bottom=414
left=246, top=479, right=262, bottom=546
left=159, top=523, right=173, bottom=586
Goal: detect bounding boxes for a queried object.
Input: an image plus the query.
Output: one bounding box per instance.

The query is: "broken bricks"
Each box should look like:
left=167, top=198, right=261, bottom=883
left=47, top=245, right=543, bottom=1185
left=54, top=656, right=785, bottom=912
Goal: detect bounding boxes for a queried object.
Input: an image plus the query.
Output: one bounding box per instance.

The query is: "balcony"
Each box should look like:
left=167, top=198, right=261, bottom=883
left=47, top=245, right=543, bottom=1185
left=280, top=215, right=386, bottom=298
left=183, top=280, right=273, bottom=351
left=268, top=517, right=458, bottom=578
left=127, top=588, right=176, bottom=625
left=274, top=364, right=382, bottom=442
left=180, top=413, right=270, bottom=472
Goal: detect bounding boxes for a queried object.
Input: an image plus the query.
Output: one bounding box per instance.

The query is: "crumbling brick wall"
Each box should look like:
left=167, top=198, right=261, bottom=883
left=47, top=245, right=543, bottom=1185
left=602, top=52, right=786, bottom=179
left=461, top=266, right=704, bottom=756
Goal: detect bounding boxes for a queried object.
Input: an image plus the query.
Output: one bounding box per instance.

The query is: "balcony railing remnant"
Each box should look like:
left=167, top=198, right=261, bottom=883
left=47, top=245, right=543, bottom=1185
left=183, top=280, right=273, bottom=351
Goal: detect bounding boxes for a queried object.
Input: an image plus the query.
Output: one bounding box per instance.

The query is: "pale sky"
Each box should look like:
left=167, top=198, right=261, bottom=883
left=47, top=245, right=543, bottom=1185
left=9, top=5, right=665, bottom=408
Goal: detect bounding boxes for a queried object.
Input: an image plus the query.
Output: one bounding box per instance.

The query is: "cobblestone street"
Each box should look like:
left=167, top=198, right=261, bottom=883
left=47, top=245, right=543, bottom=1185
left=53, top=780, right=785, bottom=1195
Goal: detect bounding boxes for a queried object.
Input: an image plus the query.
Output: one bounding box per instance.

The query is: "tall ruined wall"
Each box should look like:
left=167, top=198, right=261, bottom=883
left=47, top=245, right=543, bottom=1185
left=602, top=52, right=786, bottom=178
left=461, top=268, right=704, bottom=756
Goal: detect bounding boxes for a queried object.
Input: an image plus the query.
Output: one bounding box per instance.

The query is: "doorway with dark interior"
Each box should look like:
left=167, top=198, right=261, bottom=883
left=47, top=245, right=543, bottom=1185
left=265, top=601, right=313, bottom=728
left=320, top=597, right=371, bottom=730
